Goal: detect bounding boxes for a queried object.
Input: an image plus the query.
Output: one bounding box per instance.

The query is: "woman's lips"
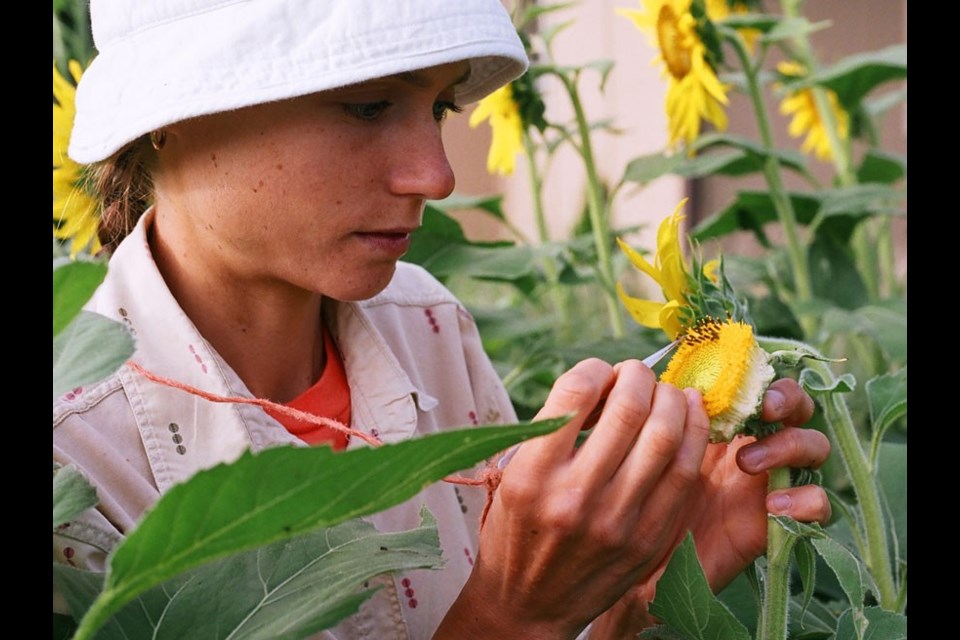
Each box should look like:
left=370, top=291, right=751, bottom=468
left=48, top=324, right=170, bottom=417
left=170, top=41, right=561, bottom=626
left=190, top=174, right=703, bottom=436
left=355, top=229, right=414, bottom=256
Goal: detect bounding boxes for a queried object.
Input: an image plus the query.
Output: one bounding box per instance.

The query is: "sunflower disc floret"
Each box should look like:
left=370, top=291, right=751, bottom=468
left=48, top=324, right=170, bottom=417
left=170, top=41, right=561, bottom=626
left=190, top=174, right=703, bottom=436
left=660, top=316, right=775, bottom=443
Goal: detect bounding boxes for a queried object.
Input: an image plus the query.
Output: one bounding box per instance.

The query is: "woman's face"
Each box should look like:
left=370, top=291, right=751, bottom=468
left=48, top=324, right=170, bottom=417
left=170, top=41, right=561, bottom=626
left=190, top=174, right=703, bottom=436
left=153, top=61, right=468, bottom=302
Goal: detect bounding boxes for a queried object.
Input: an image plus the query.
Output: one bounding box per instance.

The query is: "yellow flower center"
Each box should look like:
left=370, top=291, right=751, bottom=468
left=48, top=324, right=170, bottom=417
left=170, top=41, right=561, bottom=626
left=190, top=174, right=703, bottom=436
left=660, top=317, right=758, bottom=419
left=658, top=4, right=694, bottom=79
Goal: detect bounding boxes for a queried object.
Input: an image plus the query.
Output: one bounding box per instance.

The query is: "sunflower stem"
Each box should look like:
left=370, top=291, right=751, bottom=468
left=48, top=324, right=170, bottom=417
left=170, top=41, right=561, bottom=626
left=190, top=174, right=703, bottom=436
left=876, top=216, right=899, bottom=298
left=758, top=467, right=795, bottom=640
left=757, top=336, right=899, bottom=611
left=780, top=0, right=857, bottom=189
left=559, top=72, right=625, bottom=338
left=524, top=130, right=574, bottom=336
left=727, top=32, right=815, bottom=336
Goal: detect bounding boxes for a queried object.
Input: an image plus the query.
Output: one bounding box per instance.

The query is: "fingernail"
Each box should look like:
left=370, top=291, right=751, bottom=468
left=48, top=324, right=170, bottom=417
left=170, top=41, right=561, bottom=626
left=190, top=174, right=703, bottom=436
left=769, top=493, right=792, bottom=513
left=740, top=445, right=767, bottom=470
left=765, top=388, right=785, bottom=415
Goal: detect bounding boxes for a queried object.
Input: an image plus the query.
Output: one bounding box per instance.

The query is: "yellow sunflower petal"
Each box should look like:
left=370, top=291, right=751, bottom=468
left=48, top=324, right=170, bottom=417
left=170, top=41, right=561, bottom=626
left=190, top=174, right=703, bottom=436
left=616, top=282, right=670, bottom=334
left=469, top=84, right=523, bottom=176
left=617, top=237, right=664, bottom=287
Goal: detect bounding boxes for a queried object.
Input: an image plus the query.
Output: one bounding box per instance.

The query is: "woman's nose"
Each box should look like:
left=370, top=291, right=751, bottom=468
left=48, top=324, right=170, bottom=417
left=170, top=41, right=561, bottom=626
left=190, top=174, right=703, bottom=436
left=388, top=124, right=456, bottom=201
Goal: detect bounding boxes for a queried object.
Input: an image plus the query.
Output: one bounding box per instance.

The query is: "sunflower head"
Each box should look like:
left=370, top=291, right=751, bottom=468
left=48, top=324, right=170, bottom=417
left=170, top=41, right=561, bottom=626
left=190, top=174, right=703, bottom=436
left=618, top=1, right=730, bottom=149
left=775, top=60, right=850, bottom=162
left=660, top=316, right=775, bottom=442
left=54, top=60, right=101, bottom=258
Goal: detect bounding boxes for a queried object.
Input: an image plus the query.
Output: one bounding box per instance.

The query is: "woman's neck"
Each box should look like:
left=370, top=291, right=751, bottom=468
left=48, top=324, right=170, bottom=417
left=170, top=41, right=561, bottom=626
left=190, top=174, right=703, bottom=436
left=147, top=210, right=327, bottom=403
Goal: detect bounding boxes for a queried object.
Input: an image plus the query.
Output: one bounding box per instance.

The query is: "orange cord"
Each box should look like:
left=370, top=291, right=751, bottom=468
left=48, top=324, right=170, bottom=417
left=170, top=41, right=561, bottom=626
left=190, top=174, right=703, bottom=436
left=126, top=360, right=503, bottom=528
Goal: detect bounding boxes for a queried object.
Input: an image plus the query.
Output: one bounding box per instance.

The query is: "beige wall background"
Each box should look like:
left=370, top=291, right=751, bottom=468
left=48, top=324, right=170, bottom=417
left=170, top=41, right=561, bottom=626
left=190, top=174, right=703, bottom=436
left=444, top=0, right=906, bottom=279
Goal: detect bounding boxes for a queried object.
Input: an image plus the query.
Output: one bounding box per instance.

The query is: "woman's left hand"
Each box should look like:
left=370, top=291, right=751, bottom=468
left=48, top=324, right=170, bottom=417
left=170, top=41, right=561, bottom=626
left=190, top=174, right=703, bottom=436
left=591, top=377, right=832, bottom=637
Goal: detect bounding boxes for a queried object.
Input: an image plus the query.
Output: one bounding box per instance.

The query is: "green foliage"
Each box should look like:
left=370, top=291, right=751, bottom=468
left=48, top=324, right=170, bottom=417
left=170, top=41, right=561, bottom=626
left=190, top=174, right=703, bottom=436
left=53, top=259, right=107, bottom=336
left=60, top=417, right=568, bottom=638
left=833, top=607, right=907, bottom=640
left=645, top=533, right=752, bottom=640
left=53, top=311, right=135, bottom=399
left=53, top=463, right=99, bottom=530
left=56, top=510, right=443, bottom=640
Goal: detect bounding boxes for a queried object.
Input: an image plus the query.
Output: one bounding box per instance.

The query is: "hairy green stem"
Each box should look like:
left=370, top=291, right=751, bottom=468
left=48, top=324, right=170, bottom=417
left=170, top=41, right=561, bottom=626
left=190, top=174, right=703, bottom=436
left=780, top=0, right=884, bottom=307
left=559, top=72, right=625, bottom=338
left=524, top=132, right=573, bottom=335
left=727, top=33, right=814, bottom=335
left=758, top=336, right=898, bottom=611
left=759, top=467, right=795, bottom=640
left=876, top=216, right=898, bottom=298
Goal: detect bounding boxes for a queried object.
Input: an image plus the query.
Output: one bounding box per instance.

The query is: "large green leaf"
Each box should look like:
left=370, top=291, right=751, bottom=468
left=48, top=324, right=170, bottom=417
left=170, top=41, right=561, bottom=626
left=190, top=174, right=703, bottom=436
left=690, top=191, right=821, bottom=245
left=814, top=184, right=905, bottom=242
left=875, top=442, right=907, bottom=563
left=799, top=369, right=856, bottom=395
left=647, top=533, right=752, bottom=640
left=719, top=567, right=838, bottom=640
left=794, top=538, right=818, bottom=620
left=54, top=612, right=78, bottom=640
left=804, top=44, right=907, bottom=111
left=833, top=606, right=907, bottom=640
left=691, top=184, right=902, bottom=247
left=770, top=515, right=827, bottom=540
left=429, top=193, right=507, bottom=223
left=866, top=368, right=907, bottom=440
left=415, top=243, right=540, bottom=282
left=811, top=537, right=878, bottom=610
left=620, top=134, right=806, bottom=185
left=407, top=205, right=540, bottom=284
left=56, top=510, right=443, bottom=640
left=53, top=311, right=136, bottom=399
left=71, top=416, right=568, bottom=638
left=808, top=235, right=868, bottom=310
left=818, top=303, right=907, bottom=365
left=53, top=259, right=108, bottom=337
left=53, top=463, right=99, bottom=530
left=856, top=150, right=906, bottom=185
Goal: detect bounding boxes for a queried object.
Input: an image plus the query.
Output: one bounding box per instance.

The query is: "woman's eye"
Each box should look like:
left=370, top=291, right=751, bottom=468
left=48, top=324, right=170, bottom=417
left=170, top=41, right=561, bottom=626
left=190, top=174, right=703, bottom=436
left=433, top=100, right=463, bottom=123
left=343, top=101, right=392, bottom=121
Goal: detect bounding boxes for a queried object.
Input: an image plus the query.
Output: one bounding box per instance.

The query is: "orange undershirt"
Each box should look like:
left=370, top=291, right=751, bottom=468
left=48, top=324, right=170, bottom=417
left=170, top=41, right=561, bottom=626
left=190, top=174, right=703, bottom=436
left=265, top=328, right=351, bottom=450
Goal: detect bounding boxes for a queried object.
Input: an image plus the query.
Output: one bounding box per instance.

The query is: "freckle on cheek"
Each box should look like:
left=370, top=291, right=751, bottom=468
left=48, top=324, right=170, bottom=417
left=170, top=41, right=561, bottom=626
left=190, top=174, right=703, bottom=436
left=276, top=164, right=283, bottom=171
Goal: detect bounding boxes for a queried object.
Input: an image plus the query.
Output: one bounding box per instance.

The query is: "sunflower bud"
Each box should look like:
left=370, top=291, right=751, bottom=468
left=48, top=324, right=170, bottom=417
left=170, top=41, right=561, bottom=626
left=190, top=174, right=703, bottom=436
left=659, top=316, right=775, bottom=443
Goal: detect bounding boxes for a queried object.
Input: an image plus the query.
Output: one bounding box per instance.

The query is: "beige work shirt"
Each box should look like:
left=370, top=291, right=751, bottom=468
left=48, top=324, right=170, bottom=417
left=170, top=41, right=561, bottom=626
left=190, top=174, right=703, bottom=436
left=53, top=209, right=518, bottom=638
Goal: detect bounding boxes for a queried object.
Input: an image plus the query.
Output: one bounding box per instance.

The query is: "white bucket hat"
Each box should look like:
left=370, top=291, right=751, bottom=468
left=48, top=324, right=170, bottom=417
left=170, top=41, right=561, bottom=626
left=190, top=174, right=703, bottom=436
left=69, top=0, right=529, bottom=164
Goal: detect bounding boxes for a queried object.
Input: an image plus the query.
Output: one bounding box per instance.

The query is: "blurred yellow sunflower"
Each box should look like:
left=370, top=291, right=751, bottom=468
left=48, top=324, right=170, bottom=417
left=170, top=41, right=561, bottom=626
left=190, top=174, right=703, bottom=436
left=54, top=60, right=100, bottom=258
left=777, top=60, right=850, bottom=162
left=618, top=0, right=730, bottom=148
left=705, top=0, right=760, bottom=52
left=469, top=83, right=524, bottom=176
left=660, top=316, right=775, bottom=442
left=616, top=200, right=693, bottom=340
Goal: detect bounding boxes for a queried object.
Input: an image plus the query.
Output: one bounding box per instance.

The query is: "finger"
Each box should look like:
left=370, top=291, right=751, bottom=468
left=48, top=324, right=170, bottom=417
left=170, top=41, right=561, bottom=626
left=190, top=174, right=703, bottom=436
left=736, top=427, right=831, bottom=474
left=767, top=485, right=832, bottom=524
left=611, top=387, right=710, bottom=516
left=511, top=358, right=616, bottom=472
left=572, top=360, right=657, bottom=488
left=598, top=387, right=709, bottom=571
left=761, top=378, right=815, bottom=427
left=606, top=381, right=692, bottom=513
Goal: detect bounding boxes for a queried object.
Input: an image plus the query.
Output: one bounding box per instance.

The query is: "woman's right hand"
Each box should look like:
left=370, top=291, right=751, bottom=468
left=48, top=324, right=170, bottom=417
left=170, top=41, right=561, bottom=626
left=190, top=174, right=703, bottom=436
left=436, top=357, right=712, bottom=639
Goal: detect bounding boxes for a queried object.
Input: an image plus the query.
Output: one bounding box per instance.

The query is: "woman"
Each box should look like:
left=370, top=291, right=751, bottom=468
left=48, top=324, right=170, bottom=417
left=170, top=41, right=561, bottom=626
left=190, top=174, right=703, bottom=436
left=54, top=0, right=831, bottom=637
